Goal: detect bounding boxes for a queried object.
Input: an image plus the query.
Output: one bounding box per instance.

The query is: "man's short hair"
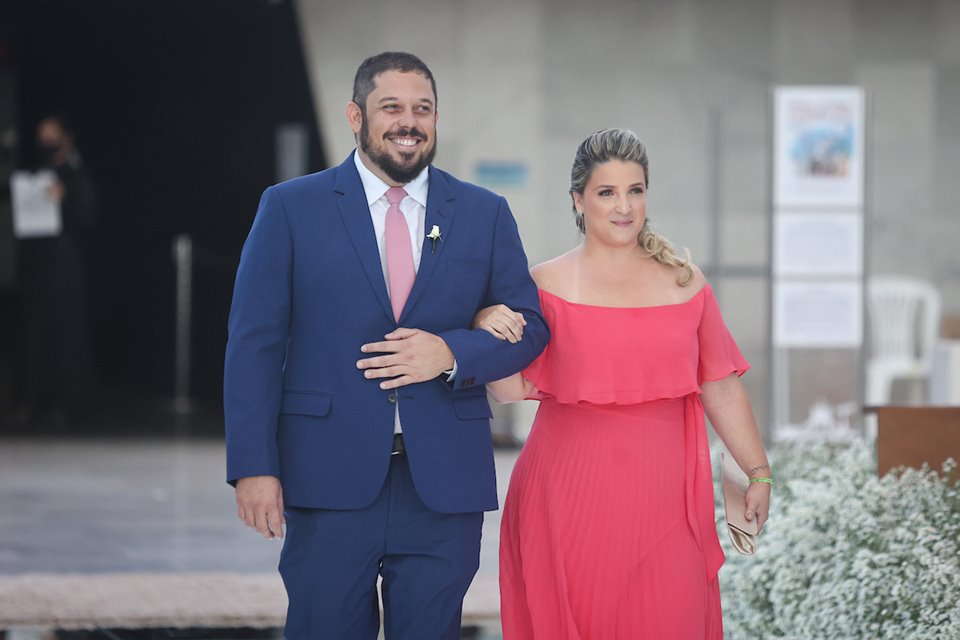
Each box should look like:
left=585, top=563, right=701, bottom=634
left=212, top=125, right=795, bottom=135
left=352, top=52, right=437, bottom=111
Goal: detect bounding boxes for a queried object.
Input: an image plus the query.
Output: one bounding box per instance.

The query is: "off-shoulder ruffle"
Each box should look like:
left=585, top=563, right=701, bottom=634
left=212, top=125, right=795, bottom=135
left=522, top=285, right=749, bottom=405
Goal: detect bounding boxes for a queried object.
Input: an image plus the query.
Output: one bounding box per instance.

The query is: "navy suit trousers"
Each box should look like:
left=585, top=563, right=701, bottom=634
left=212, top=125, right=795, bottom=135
left=279, top=454, right=483, bottom=639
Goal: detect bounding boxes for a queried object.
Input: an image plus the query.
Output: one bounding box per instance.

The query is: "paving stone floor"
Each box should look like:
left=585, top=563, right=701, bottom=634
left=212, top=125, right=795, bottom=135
left=0, top=430, right=515, bottom=639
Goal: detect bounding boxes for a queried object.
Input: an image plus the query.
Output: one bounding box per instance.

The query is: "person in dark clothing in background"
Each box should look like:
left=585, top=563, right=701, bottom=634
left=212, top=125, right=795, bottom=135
left=13, top=113, right=97, bottom=428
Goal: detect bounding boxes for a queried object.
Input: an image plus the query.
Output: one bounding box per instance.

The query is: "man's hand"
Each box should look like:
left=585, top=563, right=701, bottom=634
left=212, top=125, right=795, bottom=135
left=357, top=328, right=455, bottom=390
left=235, top=475, right=285, bottom=539
left=46, top=181, right=65, bottom=204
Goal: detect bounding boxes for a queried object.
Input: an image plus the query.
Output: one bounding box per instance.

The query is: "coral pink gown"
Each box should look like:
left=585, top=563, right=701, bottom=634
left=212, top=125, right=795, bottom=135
left=499, top=284, right=749, bottom=639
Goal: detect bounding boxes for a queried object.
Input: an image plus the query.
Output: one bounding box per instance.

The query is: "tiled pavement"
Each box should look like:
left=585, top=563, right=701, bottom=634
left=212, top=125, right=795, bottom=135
left=0, top=434, right=516, bottom=638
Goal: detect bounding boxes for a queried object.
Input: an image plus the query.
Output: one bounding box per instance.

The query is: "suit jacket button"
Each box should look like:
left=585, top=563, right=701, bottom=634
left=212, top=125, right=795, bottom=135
left=460, top=377, right=476, bottom=388
left=387, top=393, right=397, bottom=403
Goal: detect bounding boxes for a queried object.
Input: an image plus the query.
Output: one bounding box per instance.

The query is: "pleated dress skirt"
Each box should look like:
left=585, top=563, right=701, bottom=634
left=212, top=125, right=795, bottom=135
left=499, top=398, right=723, bottom=639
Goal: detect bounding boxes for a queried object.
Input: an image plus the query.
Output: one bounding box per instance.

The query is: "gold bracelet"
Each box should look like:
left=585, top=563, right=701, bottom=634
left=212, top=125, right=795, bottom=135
left=749, top=477, right=773, bottom=486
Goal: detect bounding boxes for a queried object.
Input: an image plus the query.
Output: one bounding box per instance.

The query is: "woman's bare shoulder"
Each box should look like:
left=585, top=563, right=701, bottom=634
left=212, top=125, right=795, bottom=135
left=530, top=250, right=577, bottom=294
left=687, top=262, right=707, bottom=291
left=651, top=260, right=707, bottom=302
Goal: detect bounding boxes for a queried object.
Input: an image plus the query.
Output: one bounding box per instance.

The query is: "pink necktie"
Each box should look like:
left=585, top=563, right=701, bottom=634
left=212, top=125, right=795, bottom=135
left=385, top=187, right=414, bottom=321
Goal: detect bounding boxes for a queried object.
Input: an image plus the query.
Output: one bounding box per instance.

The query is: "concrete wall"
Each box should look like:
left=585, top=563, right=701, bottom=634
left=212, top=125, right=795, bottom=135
left=294, top=0, right=960, bottom=433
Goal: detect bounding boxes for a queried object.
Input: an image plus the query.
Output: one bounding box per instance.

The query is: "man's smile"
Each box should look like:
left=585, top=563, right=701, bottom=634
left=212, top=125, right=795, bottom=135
left=389, top=137, right=420, bottom=147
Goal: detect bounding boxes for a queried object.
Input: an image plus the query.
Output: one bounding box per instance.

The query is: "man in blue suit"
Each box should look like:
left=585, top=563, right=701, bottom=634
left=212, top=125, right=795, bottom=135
left=224, top=51, right=548, bottom=639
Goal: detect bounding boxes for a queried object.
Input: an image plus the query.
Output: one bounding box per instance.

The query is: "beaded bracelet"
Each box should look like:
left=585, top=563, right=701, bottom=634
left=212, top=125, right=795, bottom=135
left=749, top=477, right=774, bottom=486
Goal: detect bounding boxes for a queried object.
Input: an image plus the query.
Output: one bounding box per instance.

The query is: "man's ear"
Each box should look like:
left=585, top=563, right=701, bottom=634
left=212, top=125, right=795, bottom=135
left=346, top=101, right=363, bottom=135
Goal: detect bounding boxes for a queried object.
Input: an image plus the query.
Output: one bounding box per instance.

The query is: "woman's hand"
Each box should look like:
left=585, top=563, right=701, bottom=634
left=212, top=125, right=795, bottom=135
left=744, top=482, right=771, bottom=533
left=472, top=304, right=526, bottom=343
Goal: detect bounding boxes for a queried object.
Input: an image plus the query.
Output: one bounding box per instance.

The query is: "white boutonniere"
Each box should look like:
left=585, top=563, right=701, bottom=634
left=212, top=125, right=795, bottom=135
left=427, top=224, right=442, bottom=254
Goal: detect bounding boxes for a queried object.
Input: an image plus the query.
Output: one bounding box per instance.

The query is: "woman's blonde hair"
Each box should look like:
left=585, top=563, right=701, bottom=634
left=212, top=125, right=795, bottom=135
left=570, top=128, right=693, bottom=286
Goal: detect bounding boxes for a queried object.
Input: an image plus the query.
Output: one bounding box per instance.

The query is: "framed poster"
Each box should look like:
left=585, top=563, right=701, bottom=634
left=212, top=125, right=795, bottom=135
left=774, top=212, right=863, bottom=276
left=774, top=86, right=865, bottom=208
left=774, top=280, right=863, bottom=348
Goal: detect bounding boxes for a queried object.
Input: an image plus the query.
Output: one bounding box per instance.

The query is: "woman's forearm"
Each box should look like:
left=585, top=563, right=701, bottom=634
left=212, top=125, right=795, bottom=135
left=486, top=373, right=534, bottom=404
left=701, top=374, right=770, bottom=476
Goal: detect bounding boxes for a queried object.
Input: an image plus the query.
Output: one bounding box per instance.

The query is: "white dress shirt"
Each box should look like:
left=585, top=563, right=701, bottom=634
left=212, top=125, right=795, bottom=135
left=353, top=151, right=429, bottom=283
left=353, top=151, right=432, bottom=435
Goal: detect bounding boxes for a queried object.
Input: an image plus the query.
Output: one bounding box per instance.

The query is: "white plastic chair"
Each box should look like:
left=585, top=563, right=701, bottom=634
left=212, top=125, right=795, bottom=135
left=866, top=277, right=942, bottom=405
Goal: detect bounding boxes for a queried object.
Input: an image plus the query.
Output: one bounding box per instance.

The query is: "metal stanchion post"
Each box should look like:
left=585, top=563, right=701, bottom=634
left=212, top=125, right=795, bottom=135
left=173, top=235, right=193, bottom=414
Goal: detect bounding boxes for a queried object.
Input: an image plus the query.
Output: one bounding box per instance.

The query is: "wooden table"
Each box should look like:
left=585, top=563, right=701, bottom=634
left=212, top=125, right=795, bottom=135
left=874, top=406, right=960, bottom=477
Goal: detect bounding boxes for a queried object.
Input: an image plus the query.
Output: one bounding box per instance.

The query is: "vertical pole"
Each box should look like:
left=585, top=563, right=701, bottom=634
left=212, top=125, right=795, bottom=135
left=275, top=123, right=309, bottom=183
left=708, top=107, right=722, bottom=279
left=767, top=86, right=779, bottom=444
left=173, top=235, right=193, bottom=414
left=859, top=90, right=872, bottom=438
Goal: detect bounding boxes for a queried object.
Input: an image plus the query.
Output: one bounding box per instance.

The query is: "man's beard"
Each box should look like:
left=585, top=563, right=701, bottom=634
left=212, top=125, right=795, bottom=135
left=359, top=115, right=436, bottom=185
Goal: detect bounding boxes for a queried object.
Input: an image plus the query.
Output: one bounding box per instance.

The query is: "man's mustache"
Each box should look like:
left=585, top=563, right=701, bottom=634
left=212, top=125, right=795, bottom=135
left=384, top=128, right=427, bottom=141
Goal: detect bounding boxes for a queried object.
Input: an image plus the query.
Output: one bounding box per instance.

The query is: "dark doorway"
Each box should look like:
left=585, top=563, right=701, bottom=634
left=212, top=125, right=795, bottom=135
left=1, top=0, right=326, bottom=430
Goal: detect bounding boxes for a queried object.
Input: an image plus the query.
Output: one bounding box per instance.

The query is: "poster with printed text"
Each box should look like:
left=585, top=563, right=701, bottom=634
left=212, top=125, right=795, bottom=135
left=774, top=281, right=863, bottom=348
left=774, top=87, right=865, bottom=208
left=11, top=170, right=62, bottom=239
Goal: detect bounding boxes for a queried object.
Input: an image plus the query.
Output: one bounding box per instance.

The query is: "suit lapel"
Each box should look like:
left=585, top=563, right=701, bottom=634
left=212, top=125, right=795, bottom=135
left=334, top=153, right=394, bottom=321
left=399, top=166, right=455, bottom=324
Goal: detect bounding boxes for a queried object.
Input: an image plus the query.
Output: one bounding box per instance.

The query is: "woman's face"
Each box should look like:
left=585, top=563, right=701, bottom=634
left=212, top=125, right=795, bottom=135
left=574, top=159, right=647, bottom=247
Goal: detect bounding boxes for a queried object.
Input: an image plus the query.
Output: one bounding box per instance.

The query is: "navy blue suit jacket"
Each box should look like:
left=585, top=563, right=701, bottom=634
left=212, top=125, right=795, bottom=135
left=224, top=153, right=548, bottom=514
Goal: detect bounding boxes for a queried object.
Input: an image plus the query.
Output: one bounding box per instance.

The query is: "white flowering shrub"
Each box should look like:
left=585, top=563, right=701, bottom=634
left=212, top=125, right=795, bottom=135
left=715, top=440, right=960, bottom=639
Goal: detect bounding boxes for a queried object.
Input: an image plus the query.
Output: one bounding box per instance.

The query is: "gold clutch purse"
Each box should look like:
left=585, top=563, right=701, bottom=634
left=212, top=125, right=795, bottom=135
left=721, top=451, right=759, bottom=556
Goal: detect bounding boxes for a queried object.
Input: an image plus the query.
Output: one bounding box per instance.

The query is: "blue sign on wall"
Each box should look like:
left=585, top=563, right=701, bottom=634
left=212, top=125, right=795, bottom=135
left=474, top=161, right=529, bottom=189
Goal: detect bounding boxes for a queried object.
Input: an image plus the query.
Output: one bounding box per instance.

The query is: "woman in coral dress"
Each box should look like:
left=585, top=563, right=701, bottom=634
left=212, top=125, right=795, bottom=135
left=474, top=129, right=772, bottom=639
